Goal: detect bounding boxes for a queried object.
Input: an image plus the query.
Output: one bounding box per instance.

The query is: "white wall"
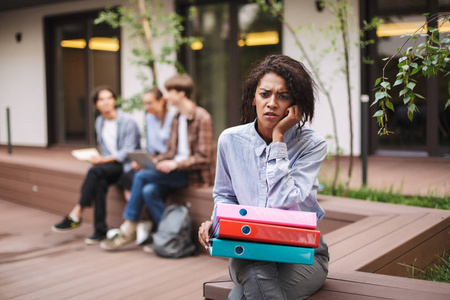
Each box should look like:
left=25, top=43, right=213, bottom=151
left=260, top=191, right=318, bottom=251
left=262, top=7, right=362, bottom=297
left=0, top=0, right=177, bottom=147
left=284, top=0, right=361, bottom=156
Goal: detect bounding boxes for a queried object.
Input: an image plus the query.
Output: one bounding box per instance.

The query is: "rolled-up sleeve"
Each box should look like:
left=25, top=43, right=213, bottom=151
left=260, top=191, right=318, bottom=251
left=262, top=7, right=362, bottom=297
left=266, top=138, right=327, bottom=209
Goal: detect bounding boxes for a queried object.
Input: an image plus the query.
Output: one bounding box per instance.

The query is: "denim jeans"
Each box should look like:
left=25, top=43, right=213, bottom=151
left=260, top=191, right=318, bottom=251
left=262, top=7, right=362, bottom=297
left=79, top=162, right=123, bottom=234
left=122, top=168, right=188, bottom=225
left=228, top=236, right=329, bottom=300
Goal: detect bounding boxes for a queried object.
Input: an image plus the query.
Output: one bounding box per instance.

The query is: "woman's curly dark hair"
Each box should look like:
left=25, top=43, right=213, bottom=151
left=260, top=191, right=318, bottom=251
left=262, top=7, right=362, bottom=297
left=241, top=54, right=317, bottom=131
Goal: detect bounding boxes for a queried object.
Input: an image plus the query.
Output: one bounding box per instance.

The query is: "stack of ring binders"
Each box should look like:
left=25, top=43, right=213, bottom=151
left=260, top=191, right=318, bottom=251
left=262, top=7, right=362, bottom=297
left=208, top=203, right=321, bottom=265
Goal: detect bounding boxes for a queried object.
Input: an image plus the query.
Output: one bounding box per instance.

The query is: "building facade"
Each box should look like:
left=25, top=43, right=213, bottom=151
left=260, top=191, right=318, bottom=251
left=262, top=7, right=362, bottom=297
left=0, top=0, right=449, bottom=157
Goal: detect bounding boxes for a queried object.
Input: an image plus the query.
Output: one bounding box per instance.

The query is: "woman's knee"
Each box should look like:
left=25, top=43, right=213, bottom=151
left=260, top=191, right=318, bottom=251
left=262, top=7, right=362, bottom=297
left=230, top=259, right=277, bottom=284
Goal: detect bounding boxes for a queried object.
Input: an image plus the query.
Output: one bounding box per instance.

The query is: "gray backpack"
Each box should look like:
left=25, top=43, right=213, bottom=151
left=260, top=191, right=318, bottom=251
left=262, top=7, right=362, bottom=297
left=153, top=204, right=197, bottom=258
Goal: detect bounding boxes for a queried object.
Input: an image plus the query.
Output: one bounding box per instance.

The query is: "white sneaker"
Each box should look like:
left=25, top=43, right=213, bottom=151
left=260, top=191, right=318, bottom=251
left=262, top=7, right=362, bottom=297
left=106, top=228, right=120, bottom=239
left=136, top=221, right=153, bottom=245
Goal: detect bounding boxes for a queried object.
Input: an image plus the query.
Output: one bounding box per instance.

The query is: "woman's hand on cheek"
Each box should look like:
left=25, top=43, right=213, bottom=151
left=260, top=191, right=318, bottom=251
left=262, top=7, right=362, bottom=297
left=273, top=105, right=301, bottom=143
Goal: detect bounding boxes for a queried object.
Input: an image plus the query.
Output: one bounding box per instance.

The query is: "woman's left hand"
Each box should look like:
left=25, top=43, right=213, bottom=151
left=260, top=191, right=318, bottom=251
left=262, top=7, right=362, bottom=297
left=272, top=105, right=302, bottom=143
left=198, top=220, right=212, bottom=249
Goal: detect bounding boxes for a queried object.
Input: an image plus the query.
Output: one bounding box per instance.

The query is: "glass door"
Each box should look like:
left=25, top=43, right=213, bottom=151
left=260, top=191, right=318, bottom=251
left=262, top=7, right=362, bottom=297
left=45, top=10, right=120, bottom=146
left=179, top=0, right=282, bottom=139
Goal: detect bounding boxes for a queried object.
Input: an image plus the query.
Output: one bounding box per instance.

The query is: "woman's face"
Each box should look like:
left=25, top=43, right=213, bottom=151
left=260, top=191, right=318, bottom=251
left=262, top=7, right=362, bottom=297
left=95, top=90, right=116, bottom=115
left=253, top=72, right=293, bottom=138
left=142, top=92, right=164, bottom=116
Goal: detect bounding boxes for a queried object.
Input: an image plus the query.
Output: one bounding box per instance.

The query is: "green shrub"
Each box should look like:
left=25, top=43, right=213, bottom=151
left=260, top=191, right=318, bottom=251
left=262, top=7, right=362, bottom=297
left=321, top=184, right=449, bottom=210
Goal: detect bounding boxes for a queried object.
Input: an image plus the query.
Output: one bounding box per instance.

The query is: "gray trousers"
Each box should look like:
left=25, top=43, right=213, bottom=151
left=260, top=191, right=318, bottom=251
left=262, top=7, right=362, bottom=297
left=228, top=236, right=329, bottom=300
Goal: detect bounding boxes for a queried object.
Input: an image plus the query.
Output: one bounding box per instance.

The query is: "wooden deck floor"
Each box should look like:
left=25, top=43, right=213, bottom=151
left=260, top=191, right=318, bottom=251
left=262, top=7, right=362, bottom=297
left=0, top=199, right=229, bottom=299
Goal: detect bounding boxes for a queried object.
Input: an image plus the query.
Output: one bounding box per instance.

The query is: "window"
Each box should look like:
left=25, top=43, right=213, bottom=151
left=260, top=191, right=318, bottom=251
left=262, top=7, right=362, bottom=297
left=178, top=0, right=282, bottom=139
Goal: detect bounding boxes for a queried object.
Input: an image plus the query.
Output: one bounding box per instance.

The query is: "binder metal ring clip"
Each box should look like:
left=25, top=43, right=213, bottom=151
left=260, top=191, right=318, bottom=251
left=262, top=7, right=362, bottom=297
left=241, top=225, right=251, bottom=235
left=234, top=245, right=244, bottom=255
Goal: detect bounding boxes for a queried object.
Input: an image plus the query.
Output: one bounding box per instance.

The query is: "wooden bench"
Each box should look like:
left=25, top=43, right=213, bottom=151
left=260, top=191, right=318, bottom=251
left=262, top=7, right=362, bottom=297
left=204, top=271, right=450, bottom=300
left=0, top=147, right=218, bottom=251
left=203, top=196, right=450, bottom=299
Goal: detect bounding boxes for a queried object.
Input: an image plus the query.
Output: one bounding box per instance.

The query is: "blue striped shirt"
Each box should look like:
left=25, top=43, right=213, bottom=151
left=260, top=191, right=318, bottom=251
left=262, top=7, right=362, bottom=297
left=145, top=110, right=175, bottom=154
left=213, top=120, right=327, bottom=222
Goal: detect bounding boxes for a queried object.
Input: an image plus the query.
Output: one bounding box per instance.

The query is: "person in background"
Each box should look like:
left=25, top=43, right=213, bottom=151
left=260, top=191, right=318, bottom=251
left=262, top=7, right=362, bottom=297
left=52, top=86, right=141, bottom=245
left=115, top=87, right=175, bottom=244
left=118, top=87, right=175, bottom=200
left=100, top=73, right=214, bottom=251
left=198, top=54, right=329, bottom=299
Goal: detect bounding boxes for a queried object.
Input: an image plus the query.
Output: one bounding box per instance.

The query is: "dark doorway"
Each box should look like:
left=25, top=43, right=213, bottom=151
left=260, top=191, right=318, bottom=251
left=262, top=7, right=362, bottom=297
left=45, top=9, right=120, bottom=146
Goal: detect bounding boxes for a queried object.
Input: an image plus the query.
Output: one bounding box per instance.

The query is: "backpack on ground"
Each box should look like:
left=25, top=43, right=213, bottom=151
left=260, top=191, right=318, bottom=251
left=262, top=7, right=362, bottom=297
left=153, top=204, right=197, bottom=258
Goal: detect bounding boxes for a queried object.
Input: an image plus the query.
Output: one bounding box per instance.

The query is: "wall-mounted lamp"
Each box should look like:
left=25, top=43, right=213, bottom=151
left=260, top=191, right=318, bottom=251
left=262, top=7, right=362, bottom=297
left=316, top=0, right=325, bottom=12
left=15, top=32, right=22, bottom=43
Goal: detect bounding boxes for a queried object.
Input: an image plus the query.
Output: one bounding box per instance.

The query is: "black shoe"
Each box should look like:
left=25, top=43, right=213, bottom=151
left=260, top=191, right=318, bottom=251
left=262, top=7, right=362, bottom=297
left=85, top=231, right=107, bottom=245
left=51, top=216, right=81, bottom=232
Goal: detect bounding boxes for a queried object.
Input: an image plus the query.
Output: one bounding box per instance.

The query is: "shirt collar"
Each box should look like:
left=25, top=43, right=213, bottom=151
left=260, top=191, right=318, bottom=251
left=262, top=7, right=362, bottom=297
left=251, top=120, right=268, bottom=157
left=251, top=119, right=297, bottom=157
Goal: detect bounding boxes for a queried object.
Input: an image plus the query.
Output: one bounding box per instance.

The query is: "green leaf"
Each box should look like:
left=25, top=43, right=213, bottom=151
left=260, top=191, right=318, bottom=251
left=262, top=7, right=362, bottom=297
left=373, top=110, right=384, bottom=117
left=399, top=88, right=408, bottom=96
left=415, top=93, right=425, bottom=99
left=408, top=103, right=417, bottom=114
left=406, top=82, right=416, bottom=90
left=410, top=68, right=420, bottom=76
left=408, top=111, right=413, bottom=122
left=375, top=91, right=387, bottom=101
left=385, top=101, right=395, bottom=112
left=374, top=77, right=382, bottom=86
left=403, top=95, right=411, bottom=104
left=402, top=65, right=410, bottom=71
left=393, top=79, right=403, bottom=87
left=380, top=81, right=390, bottom=89
left=398, top=56, right=407, bottom=63
left=410, top=62, right=418, bottom=69
left=445, top=99, right=450, bottom=110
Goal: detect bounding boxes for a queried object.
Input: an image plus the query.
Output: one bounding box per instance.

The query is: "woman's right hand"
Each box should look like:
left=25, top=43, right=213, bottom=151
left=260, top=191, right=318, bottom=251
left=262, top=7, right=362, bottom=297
left=273, top=105, right=302, bottom=143
left=198, top=220, right=212, bottom=249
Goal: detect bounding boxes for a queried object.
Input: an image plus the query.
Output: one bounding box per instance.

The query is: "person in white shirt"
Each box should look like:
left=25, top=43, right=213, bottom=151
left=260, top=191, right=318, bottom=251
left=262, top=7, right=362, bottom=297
left=52, top=86, right=141, bottom=245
